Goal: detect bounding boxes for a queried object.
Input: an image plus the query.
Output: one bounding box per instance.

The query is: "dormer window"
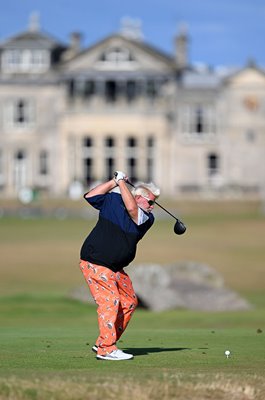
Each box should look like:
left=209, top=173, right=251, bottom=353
left=105, top=47, right=133, bottom=62
left=98, top=47, right=137, bottom=69
left=2, top=49, right=50, bottom=73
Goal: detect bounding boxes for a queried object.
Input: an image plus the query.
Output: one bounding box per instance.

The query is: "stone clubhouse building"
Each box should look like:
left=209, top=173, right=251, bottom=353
left=0, top=15, right=265, bottom=199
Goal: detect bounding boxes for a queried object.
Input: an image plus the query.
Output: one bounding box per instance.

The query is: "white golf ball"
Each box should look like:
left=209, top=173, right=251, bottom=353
left=225, top=350, right=231, bottom=357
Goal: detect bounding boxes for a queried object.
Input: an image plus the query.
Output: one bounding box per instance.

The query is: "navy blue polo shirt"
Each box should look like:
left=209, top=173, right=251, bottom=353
left=80, top=192, right=154, bottom=272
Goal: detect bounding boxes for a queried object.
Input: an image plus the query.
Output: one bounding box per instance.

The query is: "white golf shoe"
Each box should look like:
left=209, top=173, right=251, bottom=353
left=92, top=345, right=98, bottom=353
left=96, top=349, right=134, bottom=361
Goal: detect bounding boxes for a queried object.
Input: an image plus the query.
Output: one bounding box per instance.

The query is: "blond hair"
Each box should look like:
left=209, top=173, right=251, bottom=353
left=131, top=182, right=160, bottom=198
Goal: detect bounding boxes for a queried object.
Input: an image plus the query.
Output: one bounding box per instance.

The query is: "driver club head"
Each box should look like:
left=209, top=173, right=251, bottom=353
left=174, top=220, right=186, bottom=235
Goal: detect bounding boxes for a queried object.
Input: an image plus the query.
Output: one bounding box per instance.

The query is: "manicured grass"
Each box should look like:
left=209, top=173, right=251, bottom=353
left=0, top=295, right=265, bottom=400
left=0, top=200, right=265, bottom=399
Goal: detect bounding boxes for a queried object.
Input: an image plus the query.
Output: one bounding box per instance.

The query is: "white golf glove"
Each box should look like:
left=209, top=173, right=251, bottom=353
left=113, top=171, right=127, bottom=183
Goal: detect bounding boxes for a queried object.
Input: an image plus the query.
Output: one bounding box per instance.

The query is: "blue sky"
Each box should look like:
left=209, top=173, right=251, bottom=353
left=0, top=0, right=264, bottom=68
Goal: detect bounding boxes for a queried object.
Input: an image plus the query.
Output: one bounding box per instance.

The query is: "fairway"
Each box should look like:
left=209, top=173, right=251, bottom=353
left=1, top=296, right=265, bottom=400
left=0, top=199, right=265, bottom=399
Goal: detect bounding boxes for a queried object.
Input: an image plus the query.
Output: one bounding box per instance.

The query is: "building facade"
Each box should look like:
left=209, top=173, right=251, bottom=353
left=0, top=17, right=265, bottom=199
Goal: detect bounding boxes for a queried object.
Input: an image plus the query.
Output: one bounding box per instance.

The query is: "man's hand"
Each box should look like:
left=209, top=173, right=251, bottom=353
left=114, top=171, right=127, bottom=184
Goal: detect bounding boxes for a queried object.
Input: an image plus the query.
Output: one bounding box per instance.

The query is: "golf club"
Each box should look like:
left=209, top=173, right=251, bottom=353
left=126, top=179, right=186, bottom=235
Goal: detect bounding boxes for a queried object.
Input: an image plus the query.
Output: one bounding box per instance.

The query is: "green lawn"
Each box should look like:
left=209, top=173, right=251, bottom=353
left=0, top=295, right=265, bottom=400
left=0, top=200, right=265, bottom=399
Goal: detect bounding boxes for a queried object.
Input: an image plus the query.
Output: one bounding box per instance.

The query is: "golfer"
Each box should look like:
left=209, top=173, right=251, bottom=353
left=79, top=171, right=160, bottom=361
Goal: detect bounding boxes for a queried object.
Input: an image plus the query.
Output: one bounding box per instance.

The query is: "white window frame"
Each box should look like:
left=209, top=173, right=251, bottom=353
left=180, top=104, right=216, bottom=142
left=4, top=98, right=35, bottom=129
left=104, top=136, right=116, bottom=179
left=146, top=135, right=155, bottom=182
left=13, top=149, right=27, bottom=190
left=126, top=136, right=138, bottom=180
left=2, top=49, right=50, bottom=73
left=97, top=47, right=137, bottom=70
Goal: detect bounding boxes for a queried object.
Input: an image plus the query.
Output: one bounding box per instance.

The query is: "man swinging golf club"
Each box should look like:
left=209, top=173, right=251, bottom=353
left=79, top=171, right=160, bottom=361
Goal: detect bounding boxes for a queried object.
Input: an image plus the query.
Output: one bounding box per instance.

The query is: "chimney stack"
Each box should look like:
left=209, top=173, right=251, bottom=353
left=70, top=32, right=82, bottom=54
left=175, top=23, right=189, bottom=69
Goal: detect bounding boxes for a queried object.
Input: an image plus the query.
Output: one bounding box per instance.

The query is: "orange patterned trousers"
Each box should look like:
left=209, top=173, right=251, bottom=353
left=79, top=259, right=138, bottom=356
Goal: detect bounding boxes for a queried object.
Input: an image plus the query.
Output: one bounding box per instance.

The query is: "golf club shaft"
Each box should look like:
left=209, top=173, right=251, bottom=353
left=152, top=200, right=180, bottom=222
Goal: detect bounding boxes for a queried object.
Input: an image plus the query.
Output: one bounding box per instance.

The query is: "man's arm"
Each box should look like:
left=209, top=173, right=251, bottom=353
left=84, top=179, right=117, bottom=199
left=118, top=180, right=139, bottom=224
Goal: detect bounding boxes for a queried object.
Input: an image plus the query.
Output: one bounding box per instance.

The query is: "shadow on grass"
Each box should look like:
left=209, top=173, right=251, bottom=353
left=123, top=347, right=192, bottom=356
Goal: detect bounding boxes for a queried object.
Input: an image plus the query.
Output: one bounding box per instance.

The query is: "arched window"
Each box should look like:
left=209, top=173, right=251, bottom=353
left=14, top=149, right=27, bottom=190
